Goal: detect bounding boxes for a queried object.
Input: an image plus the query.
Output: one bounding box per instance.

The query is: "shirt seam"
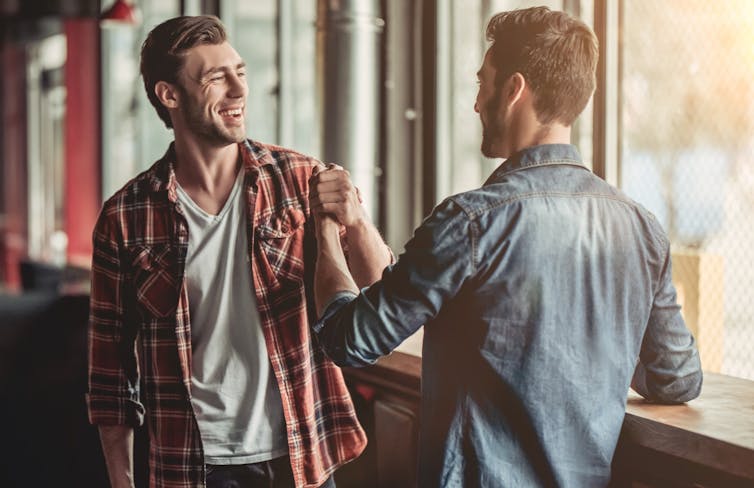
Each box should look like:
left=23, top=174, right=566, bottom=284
left=488, top=160, right=588, bottom=181
left=466, top=191, right=643, bottom=219
left=448, top=196, right=478, bottom=273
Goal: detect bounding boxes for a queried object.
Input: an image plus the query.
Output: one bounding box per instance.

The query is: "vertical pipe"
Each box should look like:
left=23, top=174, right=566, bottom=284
left=383, top=0, right=421, bottom=250
left=317, top=0, right=384, bottom=221
left=64, top=21, right=99, bottom=263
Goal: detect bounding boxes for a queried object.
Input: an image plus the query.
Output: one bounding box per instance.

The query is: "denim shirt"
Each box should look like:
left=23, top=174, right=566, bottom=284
left=315, top=144, right=702, bottom=487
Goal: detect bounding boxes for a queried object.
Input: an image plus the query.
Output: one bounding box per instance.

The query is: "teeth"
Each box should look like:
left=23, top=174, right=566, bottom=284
left=220, top=108, right=242, bottom=116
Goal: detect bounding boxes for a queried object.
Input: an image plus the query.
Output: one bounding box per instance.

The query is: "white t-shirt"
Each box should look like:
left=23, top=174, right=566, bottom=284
left=177, top=170, right=288, bottom=464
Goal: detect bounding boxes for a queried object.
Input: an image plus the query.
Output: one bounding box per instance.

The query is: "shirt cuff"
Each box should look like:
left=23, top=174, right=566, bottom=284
left=313, top=290, right=359, bottom=334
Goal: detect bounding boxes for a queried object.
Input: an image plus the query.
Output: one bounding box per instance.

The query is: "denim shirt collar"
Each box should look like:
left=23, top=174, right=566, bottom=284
left=484, top=143, right=587, bottom=186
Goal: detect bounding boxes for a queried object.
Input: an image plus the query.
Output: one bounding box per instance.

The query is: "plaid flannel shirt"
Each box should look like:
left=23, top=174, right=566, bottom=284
left=87, top=140, right=366, bottom=487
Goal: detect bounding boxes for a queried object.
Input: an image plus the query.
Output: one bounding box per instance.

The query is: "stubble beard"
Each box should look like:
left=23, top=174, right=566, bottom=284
left=181, top=89, right=246, bottom=146
left=480, top=103, right=505, bottom=159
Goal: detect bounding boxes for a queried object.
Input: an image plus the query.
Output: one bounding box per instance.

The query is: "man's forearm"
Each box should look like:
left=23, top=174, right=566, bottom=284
left=99, top=424, right=135, bottom=488
left=345, top=219, right=392, bottom=288
left=316, top=220, right=359, bottom=317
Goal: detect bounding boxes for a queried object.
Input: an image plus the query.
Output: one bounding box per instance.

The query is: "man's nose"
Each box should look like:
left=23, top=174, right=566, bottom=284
left=474, top=100, right=480, bottom=113
left=229, top=73, right=247, bottom=97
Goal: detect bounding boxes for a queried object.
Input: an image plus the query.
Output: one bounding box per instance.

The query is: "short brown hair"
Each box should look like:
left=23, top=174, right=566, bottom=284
left=486, top=7, right=598, bottom=126
left=140, top=15, right=227, bottom=128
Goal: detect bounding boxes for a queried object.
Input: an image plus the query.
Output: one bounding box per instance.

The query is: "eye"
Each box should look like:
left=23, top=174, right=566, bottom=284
left=237, top=70, right=246, bottom=78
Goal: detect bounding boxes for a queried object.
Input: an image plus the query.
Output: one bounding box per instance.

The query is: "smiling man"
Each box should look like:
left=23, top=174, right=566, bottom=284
left=87, top=16, right=391, bottom=488
left=312, top=7, right=702, bottom=487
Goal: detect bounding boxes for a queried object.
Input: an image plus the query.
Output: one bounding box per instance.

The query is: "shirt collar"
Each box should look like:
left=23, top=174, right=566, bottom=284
left=484, top=144, right=587, bottom=186
left=146, top=139, right=277, bottom=199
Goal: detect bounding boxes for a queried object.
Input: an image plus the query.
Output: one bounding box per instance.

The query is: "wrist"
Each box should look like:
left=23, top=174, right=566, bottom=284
left=317, top=216, right=341, bottom=237
left=344, top=214, right=370, bottom=234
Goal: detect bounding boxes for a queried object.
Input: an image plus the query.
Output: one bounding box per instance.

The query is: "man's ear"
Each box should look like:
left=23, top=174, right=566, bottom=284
left=503, top=72, right=527, bottom=109
left=154, top=81, right=180, bottom=109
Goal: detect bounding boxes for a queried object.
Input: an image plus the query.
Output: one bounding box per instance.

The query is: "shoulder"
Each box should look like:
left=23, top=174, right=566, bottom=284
left=95, top=160, right=168, bottom=242
left=246, top=140, right=324, bottom=213
left=101, top=161, right=162, bottom=212
left=439, top=186, right=507, bottom=223
left=413, top=196, right=473, bottom=246
left=615, top=188, right=671, bottom=251
left=249, top=140, right=322, bottom=175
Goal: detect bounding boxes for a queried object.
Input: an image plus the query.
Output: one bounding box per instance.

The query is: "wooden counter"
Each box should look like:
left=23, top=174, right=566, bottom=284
left=614, top=372, right=754, bottom=487
left=343, top=353, right=754, bottom=488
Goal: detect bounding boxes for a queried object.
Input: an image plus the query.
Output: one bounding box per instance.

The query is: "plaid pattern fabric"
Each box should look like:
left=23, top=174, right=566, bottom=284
left=87, top=140, right=366, bottom=487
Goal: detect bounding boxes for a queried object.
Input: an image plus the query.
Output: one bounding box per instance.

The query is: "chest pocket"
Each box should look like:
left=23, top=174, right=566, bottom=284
left=255, top=206, right=307, bottom=290
left=131, top=244, right=181, bottom=319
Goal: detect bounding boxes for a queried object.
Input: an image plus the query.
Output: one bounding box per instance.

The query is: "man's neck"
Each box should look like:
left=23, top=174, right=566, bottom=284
left=506, top=122, right=571, bottom=157
left=526, top=123, right=571, bottom=148
left=173, top=134, right=242, bottom=215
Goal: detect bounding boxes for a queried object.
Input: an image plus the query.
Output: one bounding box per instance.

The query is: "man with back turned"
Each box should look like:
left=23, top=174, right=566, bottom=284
left=310, top=7, right=703, bottom=487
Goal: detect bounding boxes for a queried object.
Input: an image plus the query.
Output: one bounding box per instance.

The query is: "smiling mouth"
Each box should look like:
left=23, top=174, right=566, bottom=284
left=219, top=107, right=243, bottom=117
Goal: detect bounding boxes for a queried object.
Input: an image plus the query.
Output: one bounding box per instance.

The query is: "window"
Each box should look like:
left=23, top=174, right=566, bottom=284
left=26, top=33, right=67, bottom=264
left=619, top=0, right=754, bottom=379
left=222, top=0, right=319, bottom=154
left=101, top=1, right=180, bottom=199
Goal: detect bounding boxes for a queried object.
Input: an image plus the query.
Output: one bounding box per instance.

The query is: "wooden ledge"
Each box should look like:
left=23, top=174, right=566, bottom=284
left=617, top=372, right=754, bottom=484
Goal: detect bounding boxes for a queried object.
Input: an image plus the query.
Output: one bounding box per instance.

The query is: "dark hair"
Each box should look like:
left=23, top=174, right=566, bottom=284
left=485, top=7, right=598, bottom=126
left=140, top=15, right=227, bottom=128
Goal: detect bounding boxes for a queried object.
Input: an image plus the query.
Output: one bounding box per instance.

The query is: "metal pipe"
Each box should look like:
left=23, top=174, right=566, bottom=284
left=317, top=0, right=384, bottom=220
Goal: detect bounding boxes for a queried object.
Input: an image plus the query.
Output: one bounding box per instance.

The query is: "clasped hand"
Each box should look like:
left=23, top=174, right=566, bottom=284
left=309, top=163, right=366, bottom=232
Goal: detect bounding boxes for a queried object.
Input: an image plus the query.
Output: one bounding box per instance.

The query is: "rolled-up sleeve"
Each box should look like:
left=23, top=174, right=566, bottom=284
left=86, top=209, right=145, bottom=426
left=313, top=198, right=474, bottom=367
left=632, top=244, right=703, bottom=403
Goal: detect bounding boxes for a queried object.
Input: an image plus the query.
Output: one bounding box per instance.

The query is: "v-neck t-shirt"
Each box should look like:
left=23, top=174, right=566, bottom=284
left=176, top=170, right=288, bottom=464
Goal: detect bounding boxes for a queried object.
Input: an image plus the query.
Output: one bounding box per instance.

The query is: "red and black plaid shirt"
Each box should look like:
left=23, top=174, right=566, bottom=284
left=87, top=140, right=366, bottom=487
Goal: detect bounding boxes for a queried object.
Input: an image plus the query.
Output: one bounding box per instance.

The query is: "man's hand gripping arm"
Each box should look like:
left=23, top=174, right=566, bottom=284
left=309, top=164, right=392, bottom=288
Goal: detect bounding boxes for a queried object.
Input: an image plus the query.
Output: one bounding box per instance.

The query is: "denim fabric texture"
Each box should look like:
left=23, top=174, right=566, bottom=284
left=315, top=144, right=703, bottom=487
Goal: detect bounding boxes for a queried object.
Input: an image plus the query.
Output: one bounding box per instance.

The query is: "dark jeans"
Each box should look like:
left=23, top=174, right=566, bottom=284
left=206, top=456, right=336, bottom=488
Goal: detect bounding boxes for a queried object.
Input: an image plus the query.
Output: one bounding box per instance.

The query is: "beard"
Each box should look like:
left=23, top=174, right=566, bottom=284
left=178, top=86, right=246, bottom=146
left=480, top=94, right=505, bottom=158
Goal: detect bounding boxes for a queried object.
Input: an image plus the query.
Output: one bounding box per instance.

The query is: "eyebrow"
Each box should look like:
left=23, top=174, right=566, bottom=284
left=199, top=61, right=247, bottom=80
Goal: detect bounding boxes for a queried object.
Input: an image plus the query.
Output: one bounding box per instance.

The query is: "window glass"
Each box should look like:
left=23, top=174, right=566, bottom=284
left=225, top=0, right=279, bottom=144
left=26, top=34, right=67, bottom=263
left=101, top=0, right=180, bottom=199
left=289, top=1, right=319, bottom=156
left=222, top=1, right=319, bottom=155
left=620, top=0, right=754, bottom=379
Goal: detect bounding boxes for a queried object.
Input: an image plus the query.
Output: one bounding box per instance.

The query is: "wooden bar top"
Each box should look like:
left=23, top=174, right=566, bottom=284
left=622, top=372, right=754, bottom=481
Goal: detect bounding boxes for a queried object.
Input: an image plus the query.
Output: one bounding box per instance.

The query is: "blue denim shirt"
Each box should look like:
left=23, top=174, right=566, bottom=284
left=315, top=144, right=702, bottom=487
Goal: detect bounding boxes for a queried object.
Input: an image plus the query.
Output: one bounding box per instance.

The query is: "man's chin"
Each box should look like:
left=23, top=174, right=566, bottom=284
left=216, top=127, right=246, bottom=145
left=481, top=140, right=498, bottom=159
left=229, top=132, right=246, bottom=144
